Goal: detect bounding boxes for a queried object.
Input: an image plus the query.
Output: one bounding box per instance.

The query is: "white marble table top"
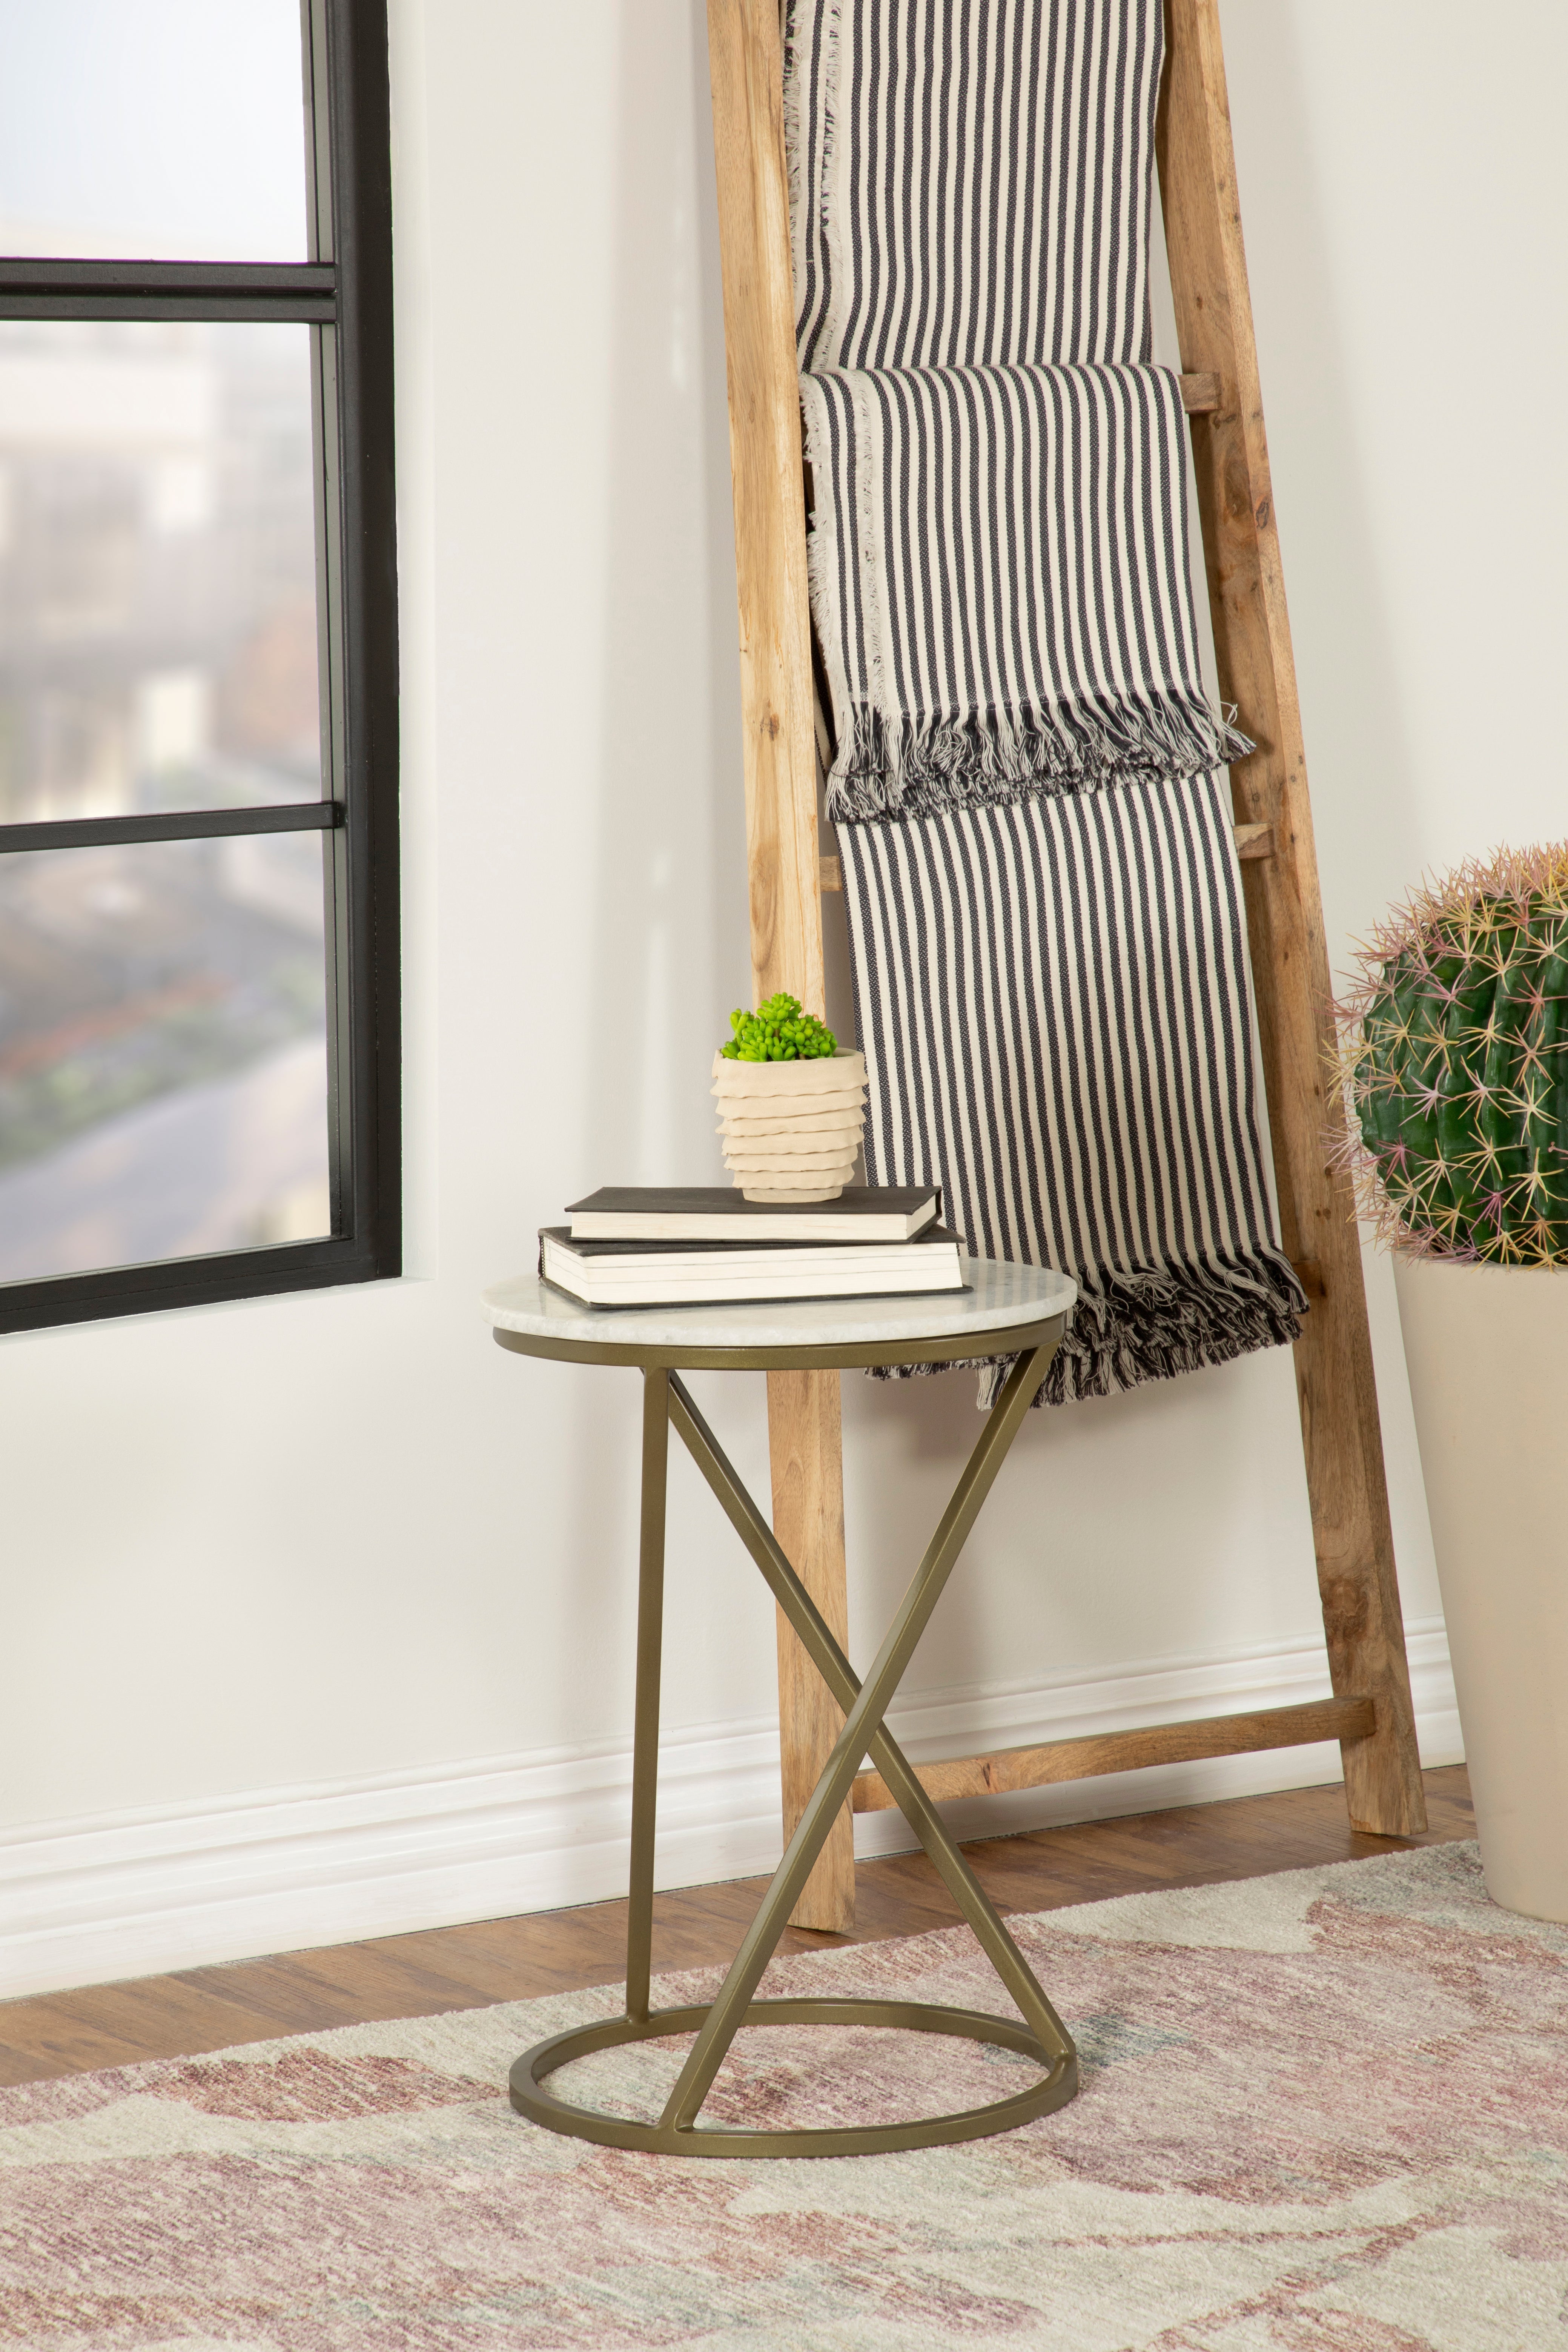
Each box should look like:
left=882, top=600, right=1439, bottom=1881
left=482, top=1256, right=1076, bottom=1358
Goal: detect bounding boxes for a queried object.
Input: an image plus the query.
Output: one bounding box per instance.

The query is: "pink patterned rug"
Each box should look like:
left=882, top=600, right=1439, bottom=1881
left=3, top=1842, right=1566, bottom=2350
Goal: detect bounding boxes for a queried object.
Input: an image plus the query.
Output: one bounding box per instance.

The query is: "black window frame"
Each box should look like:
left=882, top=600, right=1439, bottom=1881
left=0, top=0, right=399, bottom=1336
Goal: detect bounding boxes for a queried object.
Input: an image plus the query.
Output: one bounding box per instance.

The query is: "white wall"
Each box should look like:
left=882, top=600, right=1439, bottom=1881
left=6, top=0, right=1559, bottom=1998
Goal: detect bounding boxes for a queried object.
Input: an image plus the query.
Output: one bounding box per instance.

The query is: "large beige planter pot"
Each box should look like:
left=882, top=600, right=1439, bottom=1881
left=711, top=1047, right=866, bottom=1202
left=1393, top=1254, right=1568, bottom=1922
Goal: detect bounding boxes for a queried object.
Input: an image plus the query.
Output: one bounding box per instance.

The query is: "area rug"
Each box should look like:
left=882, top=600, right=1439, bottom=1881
left=3, top=1842, right=1565, bottom=2350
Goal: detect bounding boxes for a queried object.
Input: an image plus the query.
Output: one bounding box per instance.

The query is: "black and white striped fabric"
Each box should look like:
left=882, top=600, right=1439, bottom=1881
left=838, top=779, right=1305, bottom=1403
left=786, top=0, right=1304, bottom=1400
left=788, top=0, right=1163, bottom=373
left=802, top=359, right=1253, bottom=822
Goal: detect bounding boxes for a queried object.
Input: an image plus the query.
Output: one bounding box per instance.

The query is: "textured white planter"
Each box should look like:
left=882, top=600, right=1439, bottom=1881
left=1393, top=1254, right=1568, bottom=1922
left=711, top=1047, right=866, bottom=1202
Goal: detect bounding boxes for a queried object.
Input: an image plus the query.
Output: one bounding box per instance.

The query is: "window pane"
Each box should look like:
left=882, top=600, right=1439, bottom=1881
left=0, top=321, right=323, bottom=825
left=0, top=833, right=330, bottom=1284
left=0, top=1, right=309, bottom=263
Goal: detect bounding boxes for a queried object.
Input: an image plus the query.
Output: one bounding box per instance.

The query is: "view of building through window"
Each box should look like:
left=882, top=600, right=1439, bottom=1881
left=0, top=5, right=345, bottom=1294
left=0, top=323, right=332, bottom=1283
left=0, top=323, right=321, bottom=830
left=0, top=838, right=328, bottom=1281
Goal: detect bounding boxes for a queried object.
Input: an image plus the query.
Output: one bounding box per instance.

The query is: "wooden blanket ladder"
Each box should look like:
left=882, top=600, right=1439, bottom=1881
left=705, top=0, right=1427, bottom=1930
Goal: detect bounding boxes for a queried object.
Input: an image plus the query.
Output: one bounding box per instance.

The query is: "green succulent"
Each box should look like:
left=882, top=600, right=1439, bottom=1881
left=719, top=992, right=838, bottom=1063
left=1334, top=845, right=1568, bottom=1265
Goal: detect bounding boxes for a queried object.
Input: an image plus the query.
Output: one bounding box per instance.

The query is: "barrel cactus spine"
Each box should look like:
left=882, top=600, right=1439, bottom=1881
left=1333, top=845, right=1568, bottom=1267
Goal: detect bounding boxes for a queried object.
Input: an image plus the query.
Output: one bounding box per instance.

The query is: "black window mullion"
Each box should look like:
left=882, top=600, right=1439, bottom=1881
left=0, top=807, right=341, bottom=856
left=313, top=320, right=354, bottom=1240
left=0, top=261, right=335, bottom=296
left=325, top=0, right=400, bottom=1274
left=0, top=293, right=336, bottom=324
left=304, top=0, right=335, bottom=268
left=0, top=261, right=336, bottom=326
left=0, top=1234, right=373, bottom=1339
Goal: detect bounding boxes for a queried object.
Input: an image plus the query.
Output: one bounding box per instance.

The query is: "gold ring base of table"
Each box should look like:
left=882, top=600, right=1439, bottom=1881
left=511, top=1996, right=1078, bottom=2160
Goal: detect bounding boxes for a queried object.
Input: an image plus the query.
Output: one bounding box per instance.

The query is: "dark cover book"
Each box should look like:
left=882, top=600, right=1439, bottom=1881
left=565, top=1186, right=941, bottom=1242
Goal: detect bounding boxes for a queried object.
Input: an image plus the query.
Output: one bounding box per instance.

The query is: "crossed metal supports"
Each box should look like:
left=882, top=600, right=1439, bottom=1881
left=510, top=1343, right=1079, bottom=2158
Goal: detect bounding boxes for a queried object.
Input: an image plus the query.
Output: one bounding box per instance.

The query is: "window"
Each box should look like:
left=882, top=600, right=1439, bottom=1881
left=0, top=0, right=398, bottom=1333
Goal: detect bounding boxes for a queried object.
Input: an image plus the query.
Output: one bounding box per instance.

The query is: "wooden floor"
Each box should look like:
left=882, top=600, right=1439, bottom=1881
left=0, top=1766, right=1472, bottom=2089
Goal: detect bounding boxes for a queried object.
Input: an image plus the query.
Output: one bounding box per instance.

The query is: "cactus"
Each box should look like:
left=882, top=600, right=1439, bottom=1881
left=1333, top=845, right=1568, bottom=1265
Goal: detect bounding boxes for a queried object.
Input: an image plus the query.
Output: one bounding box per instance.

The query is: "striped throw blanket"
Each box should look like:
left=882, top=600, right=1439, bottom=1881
left=789, top=0, right=1163, bottom=373
left=801, top=359, right=1253, bottom=823
left=837, top=779, right=1305, bottom=1403
left=787, top=0, right=1305, bottom=1401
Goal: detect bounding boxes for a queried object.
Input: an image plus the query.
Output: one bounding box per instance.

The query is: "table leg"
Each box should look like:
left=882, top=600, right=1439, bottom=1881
left=667, top=1361, right=1072, bottom=2065
left=625, top=1367, right=669, bottom=2026
left=658, top=1345, right=1068, bottom=2133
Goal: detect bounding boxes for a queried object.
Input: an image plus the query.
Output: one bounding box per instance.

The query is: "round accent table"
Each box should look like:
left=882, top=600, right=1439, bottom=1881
left=482, top=1255, right=1080, bottom=2160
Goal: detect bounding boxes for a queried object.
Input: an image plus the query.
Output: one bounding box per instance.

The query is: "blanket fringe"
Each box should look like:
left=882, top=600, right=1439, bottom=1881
left=826, top=699, right=1255, bottom=823
left=868, top=1248, right=1306, bottom=1408
left=784, top=2, right=847, bottom=373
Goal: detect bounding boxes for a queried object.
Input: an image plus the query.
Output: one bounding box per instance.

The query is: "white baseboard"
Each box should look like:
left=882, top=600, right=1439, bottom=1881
left=0, top=1619, right=1459, bottom=2001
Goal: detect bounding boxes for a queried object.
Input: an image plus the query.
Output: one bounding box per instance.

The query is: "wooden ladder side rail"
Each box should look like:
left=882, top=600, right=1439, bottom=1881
left=706, top=0, right=857, bottom=1931
left=1156, top=0, right=1424, bottom=1834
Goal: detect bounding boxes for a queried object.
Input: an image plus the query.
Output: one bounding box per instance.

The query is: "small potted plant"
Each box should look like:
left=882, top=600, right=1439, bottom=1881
left=1334, top=844, right=1568, bottom=1922
left=712, top=992, right=866, bottom=1201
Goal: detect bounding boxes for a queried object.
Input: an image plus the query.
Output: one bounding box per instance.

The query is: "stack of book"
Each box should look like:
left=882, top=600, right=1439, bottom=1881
left=539, top=1187, right=964, bottom=1308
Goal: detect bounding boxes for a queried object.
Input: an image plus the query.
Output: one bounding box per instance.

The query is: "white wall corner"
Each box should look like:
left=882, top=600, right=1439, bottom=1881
left=0, top=1620, right=1459, bottom=2003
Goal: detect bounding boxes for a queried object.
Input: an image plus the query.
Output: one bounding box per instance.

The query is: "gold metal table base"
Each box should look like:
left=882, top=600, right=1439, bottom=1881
left=497, top=1316, right=1079, bottom=2158
left=512, top=1996, right=1068, bottom=2160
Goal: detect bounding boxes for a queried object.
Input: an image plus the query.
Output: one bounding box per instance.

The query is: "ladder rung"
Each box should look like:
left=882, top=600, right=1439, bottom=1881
left=850, top=1695, right=1375, bottom=1813
left=1179, top=370, right=1223, bottom=412
left=823, top=822, right=1273, bottom=894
